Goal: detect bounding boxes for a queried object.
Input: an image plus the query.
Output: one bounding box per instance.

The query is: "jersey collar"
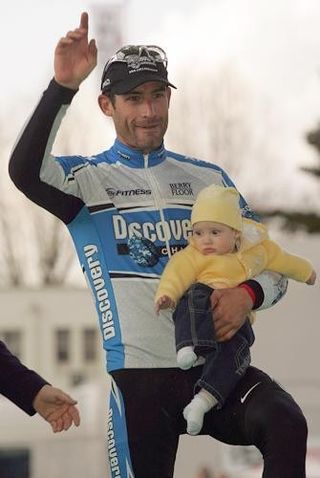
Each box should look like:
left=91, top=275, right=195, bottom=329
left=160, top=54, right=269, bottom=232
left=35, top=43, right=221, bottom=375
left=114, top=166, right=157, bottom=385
left=110, top=139, right=167, bottom=167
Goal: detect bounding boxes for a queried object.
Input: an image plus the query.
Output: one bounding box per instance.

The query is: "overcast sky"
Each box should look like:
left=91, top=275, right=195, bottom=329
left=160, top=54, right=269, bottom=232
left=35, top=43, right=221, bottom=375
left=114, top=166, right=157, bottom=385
left=2, top=0, right=320, bottom=206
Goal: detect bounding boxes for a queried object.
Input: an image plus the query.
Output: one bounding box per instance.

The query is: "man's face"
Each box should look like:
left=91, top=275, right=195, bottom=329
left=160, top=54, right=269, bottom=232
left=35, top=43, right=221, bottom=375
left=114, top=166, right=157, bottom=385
left=98, top=81, right=171, bottom=153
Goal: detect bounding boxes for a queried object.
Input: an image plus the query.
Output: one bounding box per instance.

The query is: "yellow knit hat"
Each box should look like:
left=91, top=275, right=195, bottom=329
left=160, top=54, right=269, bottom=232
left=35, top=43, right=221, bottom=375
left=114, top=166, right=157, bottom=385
left=191, top=185, right=243, bottom=231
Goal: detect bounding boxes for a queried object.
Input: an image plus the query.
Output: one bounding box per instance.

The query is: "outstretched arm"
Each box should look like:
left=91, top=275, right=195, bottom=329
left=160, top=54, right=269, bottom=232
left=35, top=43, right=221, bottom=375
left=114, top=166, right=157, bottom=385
left=54, top=12, right=97, bottom=90
left=263, top=239, right=315, bottom=284
left=0, top=340, right=80, bottom=431
left=33, top=385, right=80, bottom=433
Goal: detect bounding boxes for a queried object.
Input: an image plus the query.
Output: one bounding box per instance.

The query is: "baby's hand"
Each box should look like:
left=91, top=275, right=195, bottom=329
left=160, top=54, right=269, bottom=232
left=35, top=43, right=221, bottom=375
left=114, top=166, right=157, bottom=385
left=306, top=270, right=316, bottom=285
left=155, top=295, right=175, bottom=314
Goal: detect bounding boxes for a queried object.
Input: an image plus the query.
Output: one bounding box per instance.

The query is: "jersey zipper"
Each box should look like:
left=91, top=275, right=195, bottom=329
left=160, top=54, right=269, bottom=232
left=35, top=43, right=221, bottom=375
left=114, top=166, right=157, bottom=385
left=143, top=153, right=172, bottom=258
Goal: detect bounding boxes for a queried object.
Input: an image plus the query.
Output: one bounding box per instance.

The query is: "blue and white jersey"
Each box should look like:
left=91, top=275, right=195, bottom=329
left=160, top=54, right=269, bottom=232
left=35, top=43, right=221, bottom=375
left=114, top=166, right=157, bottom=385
left=9, top=79, right=287, bottom=372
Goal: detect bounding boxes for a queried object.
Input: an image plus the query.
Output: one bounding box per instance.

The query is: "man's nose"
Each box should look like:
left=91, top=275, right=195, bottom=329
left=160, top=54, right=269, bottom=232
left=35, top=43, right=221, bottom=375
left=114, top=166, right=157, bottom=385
left=141, top=99, right=156, bottom=117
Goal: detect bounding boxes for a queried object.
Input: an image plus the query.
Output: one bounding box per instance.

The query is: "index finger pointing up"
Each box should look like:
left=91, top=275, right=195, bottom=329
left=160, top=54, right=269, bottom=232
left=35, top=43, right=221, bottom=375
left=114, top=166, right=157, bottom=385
left=80, top=11, right=89, bottom=32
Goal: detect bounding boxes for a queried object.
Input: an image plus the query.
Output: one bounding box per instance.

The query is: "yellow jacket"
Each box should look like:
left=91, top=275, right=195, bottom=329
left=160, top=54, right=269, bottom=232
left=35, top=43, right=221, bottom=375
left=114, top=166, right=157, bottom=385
left=155, top=220, right=313, bottom=306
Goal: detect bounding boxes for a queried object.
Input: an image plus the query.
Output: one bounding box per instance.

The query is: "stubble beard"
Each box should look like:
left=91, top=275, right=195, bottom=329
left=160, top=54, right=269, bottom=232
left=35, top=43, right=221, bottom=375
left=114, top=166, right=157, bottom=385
left=134, top=125, right=166, bottom=153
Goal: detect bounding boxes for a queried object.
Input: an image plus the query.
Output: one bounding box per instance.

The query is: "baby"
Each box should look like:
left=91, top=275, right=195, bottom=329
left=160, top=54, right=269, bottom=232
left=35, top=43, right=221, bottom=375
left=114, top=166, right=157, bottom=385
left=155, top=185, right=316, bottom=435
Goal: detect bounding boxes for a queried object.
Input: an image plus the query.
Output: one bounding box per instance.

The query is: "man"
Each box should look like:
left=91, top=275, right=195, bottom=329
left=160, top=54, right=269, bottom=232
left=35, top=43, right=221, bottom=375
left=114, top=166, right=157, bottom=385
left=9, top=12, right=307, bottom=477
left=0, top=340, right=80, bottom=432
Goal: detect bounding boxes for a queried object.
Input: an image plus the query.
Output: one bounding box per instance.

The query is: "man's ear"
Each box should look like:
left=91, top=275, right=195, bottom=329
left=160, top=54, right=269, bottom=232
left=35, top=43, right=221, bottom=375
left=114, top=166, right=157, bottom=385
left=98, top=94, right=114, bottom=117
left=167, top=87, right=172, bottom=108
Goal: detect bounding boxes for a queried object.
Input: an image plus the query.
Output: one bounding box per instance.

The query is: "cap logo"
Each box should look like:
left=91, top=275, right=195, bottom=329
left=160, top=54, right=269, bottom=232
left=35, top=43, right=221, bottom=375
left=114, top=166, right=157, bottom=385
left=103, top=78, right=111, bottom=87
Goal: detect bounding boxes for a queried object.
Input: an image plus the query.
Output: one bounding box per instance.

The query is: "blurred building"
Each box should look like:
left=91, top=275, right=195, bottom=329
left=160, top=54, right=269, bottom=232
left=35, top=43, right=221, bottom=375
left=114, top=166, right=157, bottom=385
left=0, top=288, right=105, bottom=389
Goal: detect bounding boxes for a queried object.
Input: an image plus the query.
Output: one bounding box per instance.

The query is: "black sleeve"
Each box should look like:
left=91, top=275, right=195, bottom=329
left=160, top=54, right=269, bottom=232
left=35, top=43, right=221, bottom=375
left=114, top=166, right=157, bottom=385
left=240, top=279, right=264, bottom=310
left=8, top=79, right=84, bottom=224
left=0, top=340, right=48, bottom=416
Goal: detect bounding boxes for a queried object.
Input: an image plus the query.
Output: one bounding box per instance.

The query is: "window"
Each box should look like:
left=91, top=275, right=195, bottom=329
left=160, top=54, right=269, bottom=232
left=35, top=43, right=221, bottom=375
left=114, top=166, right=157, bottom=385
left=82, top=328, right=97, bottom=361
left=55, top=329, right=70, bottom=363
left=0, top=330, right=22, bottom=358
left=0, top=449, right=30, bottom=478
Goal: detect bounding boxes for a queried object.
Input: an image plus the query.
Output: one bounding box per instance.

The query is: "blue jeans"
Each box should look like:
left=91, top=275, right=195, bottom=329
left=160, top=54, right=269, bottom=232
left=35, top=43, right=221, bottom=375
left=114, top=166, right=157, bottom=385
left=173, top=283, right=255, bottom=406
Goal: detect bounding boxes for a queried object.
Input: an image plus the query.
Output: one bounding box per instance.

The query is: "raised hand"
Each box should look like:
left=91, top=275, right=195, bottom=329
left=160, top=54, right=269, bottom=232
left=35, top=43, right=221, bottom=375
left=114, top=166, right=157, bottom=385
left=33, top=384, right=80, bottom=433
left=54, top=12, right=97, bottom=90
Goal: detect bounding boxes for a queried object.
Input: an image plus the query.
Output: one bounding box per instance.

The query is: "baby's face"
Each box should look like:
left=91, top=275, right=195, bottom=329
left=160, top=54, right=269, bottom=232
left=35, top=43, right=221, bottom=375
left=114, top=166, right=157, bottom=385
left=192, top=221, right=239, bottom=255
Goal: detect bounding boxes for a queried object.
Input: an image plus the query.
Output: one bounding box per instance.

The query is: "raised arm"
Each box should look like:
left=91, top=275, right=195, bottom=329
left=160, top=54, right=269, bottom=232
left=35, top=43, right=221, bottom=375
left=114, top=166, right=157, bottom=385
left=9, top=13, right=97, bottom=224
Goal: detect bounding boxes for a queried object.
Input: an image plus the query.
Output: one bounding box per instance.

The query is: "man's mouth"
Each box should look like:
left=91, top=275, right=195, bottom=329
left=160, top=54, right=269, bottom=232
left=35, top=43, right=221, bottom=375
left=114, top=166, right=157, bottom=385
left=137, top=123, right=160, bottom=129
left=142, top=126, right=159, bottom=130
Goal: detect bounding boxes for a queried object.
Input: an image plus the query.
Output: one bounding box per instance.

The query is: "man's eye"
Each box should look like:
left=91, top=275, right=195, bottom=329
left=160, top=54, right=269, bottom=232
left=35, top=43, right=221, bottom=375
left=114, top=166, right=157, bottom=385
left=127, top=96, right=140, bottom=102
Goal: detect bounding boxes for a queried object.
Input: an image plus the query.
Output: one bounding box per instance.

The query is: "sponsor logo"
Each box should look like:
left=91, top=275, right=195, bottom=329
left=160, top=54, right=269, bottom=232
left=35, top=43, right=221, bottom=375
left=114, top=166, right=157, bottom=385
left=240, top=382, right=262, bottom=403
left=112, top=215, right=192, bottom=242
left=84, top=244, right=115, bottom=341
left=159, top=244, right=186, bottom=256
left=106, top=188, right=152, bottom=199
left=107, top=409, right=121, bottom=476
left=169, top=182, right=193, bottom=196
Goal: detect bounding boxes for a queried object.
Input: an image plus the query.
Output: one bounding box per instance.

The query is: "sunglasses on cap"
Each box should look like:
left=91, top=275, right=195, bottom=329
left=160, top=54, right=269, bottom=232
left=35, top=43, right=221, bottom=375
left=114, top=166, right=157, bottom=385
left=100, top=45, right=170, bottom=93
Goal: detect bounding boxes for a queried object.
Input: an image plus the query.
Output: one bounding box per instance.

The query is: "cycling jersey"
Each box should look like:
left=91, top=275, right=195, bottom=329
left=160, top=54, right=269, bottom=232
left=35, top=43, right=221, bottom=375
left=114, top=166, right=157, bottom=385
left=9, top=79, right=287, bottom=373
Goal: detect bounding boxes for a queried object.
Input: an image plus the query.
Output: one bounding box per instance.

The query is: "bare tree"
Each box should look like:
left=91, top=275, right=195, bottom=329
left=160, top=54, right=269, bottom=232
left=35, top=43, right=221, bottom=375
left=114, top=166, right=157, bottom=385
left=167, top=63, right=254, bottom=182
left=0, top=191, right=76, bottom=288
left=0, top=202, right=25, bottom=287
left=0, top=119, right=77, bottom=288
left=202, top=65, right=253, bottom=179
left=0, top=124, right=27, bottom=287
left=30, top=207, right=75, bottom=286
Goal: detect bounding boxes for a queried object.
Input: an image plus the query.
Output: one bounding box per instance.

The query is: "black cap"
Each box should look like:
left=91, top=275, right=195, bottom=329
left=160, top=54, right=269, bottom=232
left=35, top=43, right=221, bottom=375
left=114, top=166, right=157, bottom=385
left=101, top=45, right=176, bottom=94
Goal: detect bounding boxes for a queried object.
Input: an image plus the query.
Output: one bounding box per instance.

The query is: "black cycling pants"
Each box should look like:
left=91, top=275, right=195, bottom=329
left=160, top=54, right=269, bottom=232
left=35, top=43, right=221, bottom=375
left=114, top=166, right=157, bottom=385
left=109, top=365, right=307, bottom=478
